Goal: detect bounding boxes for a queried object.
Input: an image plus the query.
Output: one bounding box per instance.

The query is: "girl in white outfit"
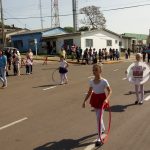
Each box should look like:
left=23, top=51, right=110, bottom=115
left=59, top=55, right=69, bottom=85
left=82, top=64, right=112, bottom=147
left=132, top=53, right=145, bottom=104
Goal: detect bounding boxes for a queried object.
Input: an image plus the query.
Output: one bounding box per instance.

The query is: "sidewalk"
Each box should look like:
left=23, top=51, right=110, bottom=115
left=34, top=54, right=135, bottom=65
left=21, top=54, right=135, bottom=65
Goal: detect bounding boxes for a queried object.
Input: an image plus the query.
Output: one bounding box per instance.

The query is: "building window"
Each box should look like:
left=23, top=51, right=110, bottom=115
left=64, top=39, right=73, bottom=48
left=119, top=41, right=122, bottom=46
left=86, top=39, right=93, bottom=47
left=115, top=40, right=118, bottom=44
left=107, top=40, right=112, bottom=46
left=28, top=39, right=35, bottom=46
left=13, top=40, right=23, bottom=49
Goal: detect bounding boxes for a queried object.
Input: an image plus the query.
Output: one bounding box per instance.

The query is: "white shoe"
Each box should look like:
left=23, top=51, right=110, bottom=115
left=139, top=101, right=143, bottom=105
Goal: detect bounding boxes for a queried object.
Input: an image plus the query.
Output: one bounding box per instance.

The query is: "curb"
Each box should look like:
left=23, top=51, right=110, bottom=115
left=66, top=60, right=123, bottom=65
left=102, top=60, right=123, bottom=64
left=33, top=57, right=124, bottom=65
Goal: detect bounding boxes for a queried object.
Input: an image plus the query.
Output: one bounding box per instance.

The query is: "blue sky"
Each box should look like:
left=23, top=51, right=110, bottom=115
left=3, top=0, right=150, bottom=34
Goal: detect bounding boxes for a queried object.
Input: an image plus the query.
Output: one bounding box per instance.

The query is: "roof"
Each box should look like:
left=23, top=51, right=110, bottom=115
left=122, top=33, right=148, bottom=40
left=42, top=27, right=68, bottom=37
left=81, top=28, right=122, bottom=37
left=11, top=27, right=67, bottom=37
left=42, top=32, right=81, bottom=39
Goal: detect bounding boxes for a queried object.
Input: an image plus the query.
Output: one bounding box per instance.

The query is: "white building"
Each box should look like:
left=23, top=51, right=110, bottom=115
left=43, top=28, right=126, bottom=54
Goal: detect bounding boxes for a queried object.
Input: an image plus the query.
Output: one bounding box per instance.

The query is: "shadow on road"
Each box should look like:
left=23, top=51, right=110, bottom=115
left=124, top=90, right=150, bottom=95
left=33, top=84, right=57, bottom=88
left=108, top=103, right=135, bottom=112
left=33, top=133, right=97, bottom=150
left=41, top=68, right=58, bottom=71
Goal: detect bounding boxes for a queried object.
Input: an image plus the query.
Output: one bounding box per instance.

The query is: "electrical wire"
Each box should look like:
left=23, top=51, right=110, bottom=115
left=4, top=3, right=150, bottom=20
left=3, top=9, right=32, bottom=29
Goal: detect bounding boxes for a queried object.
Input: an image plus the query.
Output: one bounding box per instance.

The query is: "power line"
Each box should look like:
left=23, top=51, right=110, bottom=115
left=4, top=10, right=32, bottom=29
left=103, top=3, right=150, bottom=11
left=4, top=3, right=150, bottom=20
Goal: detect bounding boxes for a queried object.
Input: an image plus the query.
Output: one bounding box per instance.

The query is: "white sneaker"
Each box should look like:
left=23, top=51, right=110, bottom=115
left=139, top=101, right=143, bottom=105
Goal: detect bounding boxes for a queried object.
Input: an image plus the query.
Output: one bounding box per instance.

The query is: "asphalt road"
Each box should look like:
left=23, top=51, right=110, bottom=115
left=0, top=60, right=150, bottom=150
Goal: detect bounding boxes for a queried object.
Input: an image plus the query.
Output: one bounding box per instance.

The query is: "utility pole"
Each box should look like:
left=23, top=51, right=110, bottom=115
left=51, top=0, right=60, bottom=28
left=72, top=0, right=78, bottom=32
left=39, top=0, right=43, bottom=29
left=0, top=0, right=5, bottom=48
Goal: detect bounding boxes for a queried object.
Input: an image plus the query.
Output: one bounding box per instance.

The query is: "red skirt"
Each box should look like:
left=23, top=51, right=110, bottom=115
left=90, top=93, right=107, bottom=109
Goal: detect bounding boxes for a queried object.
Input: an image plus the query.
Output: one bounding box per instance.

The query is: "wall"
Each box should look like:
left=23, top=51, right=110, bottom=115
left=56, top=35, right=81, bottom=53
left=11, top=33, right=42, bottom=53
left=81, top=30, right=123, bottom=52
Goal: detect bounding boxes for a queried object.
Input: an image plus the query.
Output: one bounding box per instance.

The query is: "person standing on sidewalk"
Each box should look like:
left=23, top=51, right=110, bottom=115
left=0, top=49, right=7, bottom=88
left=26, top=49, right=33, bottom=74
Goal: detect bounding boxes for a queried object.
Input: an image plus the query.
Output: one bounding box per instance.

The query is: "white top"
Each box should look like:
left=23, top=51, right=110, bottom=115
left=60, top=60, right=67, bottom=68
left=89, top=78, right=110, bottom=94
left=26, top=58, right=32, bottom=65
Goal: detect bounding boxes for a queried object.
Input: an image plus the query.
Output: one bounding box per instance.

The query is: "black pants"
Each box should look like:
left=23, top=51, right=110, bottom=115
left=26, top=65, right=31, bottom=74
left=13, top=64, right=18, bottom=75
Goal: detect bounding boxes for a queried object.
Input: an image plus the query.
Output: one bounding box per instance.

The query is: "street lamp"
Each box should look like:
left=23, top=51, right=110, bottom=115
left=34, top=39, right=38, bottom=59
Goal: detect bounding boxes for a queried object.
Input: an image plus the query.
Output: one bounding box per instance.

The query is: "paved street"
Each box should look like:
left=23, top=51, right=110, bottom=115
left=0, top=60, right=150, bottom=150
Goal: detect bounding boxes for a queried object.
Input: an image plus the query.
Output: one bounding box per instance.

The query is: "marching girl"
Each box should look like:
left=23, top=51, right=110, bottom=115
left=127, top=53, right=146, bottom=105
left=82, top=64, right=112, bottom=147
left=59, top=55, right=69, bottom=85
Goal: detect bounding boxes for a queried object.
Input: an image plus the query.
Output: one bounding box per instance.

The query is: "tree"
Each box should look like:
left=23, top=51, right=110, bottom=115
left=79, top=26, right=89, bottom=31
left=0, top=22, right=21, bottom=29
left=63, top=27, right=75, bottom=33
left=80, top=5, right=106, bottom=30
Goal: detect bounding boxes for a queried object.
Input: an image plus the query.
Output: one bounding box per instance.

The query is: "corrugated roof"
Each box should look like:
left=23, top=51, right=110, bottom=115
left=81, top=28, right=121, bottom=37
left=11, top=27, right=67, bottom=37
left=123, top=33, right=148, bottom=40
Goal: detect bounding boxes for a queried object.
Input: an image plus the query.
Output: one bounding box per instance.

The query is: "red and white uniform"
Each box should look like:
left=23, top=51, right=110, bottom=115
left=89, top=78, right=110, bottom=141
left=89, top=78, right=110, bottom=109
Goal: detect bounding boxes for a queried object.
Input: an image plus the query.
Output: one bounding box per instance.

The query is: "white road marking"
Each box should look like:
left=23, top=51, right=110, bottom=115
left=122, top=77, right=127, bottom=80
left=43, top=86, right=56, bottom=91
left=144, top=95, right=150, bottom=101
left=88, top=76, right=94, bottom=79
left=0, top=117, right=28, bottom=131
left=113, top=69, right=119, bottom=71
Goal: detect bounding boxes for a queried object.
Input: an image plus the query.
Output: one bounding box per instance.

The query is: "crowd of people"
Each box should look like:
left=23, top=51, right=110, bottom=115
left=82, top=48, right=120, bottom=64
left=0, top=48, right=34, bottom=88
left=61, top=46, right=121, bottom=65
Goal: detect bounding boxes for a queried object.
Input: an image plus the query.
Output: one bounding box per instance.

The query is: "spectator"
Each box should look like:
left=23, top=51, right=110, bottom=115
left=12, top=49, right=19, bottom=76
left=26, top=55, right=32, bottom=74
left=5, top=48, right=12, bottom=76
left=0, top=49, right=7, bottom=88
left=26, top=49, right=33, bottom=74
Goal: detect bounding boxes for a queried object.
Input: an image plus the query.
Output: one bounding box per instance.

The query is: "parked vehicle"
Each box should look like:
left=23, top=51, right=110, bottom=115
left=2, top=47, right=19, bottom=53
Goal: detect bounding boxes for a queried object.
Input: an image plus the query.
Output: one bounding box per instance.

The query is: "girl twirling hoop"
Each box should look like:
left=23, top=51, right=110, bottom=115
left=59, top=55, right=69, bottom=85
left=82, top=64, right=112, bottom=147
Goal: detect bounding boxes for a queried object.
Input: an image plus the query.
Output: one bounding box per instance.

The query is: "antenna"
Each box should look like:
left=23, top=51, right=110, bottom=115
left=51, top=0, right=60, bottom=28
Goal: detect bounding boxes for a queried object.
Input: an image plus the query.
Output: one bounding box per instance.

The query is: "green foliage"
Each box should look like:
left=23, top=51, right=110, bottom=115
left=63, top=27, right=75, bottom=33
left=79, top=26, right=89, bottom=31
left=80, top=5, right=106, bottom=29
left=0, top=22, right=21, bottom=29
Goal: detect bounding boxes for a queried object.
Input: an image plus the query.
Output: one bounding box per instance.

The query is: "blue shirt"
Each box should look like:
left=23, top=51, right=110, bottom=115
left=0, top=55, right=7, bottom=68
